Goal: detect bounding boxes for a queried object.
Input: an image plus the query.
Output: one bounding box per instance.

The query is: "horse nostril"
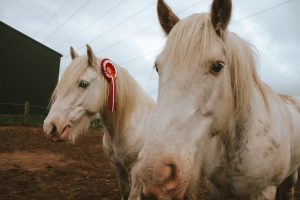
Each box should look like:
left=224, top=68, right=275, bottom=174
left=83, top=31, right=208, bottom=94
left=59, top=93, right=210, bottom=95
left=160, top=163, right=179, bottom=189
left=167, top=163, right=177, bottom=180
left=50, top=125, right=57, bottom=135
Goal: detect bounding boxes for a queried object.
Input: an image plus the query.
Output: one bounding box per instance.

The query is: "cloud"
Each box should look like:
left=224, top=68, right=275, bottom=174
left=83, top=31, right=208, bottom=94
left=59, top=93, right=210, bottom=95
left=229, top=0, right=300, bottom=97
left=0, top=0, right=299, bottom=99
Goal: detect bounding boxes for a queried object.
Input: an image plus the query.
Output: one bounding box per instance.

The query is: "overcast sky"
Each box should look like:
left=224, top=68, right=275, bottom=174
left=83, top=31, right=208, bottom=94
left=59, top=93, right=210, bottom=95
left=0, top=0, right=299, bottom=100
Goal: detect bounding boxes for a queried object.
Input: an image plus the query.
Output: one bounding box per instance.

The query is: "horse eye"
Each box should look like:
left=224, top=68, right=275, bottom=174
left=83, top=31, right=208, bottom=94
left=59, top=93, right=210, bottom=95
left=210, top=62, right=224, bottom=74
left=79, top=80, right=89, bottom=88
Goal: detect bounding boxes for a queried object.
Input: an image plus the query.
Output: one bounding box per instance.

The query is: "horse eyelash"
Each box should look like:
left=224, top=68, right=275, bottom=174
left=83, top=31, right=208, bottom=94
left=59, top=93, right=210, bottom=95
left=154, top=62, right=159, bottom=73
left=155, top=66, right=158, bottom=73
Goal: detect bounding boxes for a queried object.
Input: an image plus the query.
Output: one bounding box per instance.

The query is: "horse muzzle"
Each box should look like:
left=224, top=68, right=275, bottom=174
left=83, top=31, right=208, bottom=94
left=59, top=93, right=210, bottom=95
left=137, top=158, right=187, bottom=200
left=43, top=121, right=71, bottom=142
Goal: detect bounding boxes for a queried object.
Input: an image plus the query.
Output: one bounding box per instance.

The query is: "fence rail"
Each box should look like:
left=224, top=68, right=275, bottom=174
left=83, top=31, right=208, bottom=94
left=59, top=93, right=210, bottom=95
left=0, top=102, right=102, bottom=128
left=0, top=101, right=48, bottom=126
left=0, top=101, right=49, bottom=114
left=0, top=102, right=48, bottom=109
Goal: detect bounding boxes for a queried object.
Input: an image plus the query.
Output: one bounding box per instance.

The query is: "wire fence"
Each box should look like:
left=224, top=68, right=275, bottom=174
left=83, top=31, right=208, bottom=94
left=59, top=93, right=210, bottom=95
left=0, top=102, right=49, bottom=115
left=0, top=102, right=102, bottom=128
left=0, top=101, right=48, bottom=126
left=0, top=102, right=48, bottom=109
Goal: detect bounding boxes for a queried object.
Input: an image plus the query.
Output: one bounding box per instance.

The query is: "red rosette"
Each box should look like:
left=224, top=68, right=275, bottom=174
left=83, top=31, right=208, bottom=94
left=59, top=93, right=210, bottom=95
left=100, top=58, right=117, bottom=112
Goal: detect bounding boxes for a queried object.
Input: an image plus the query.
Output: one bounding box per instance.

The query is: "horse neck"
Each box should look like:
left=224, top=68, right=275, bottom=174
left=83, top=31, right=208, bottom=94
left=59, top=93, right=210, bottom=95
left=100, top=68, right=153, bottom=141
left=199, top=91, right=263, bottom=172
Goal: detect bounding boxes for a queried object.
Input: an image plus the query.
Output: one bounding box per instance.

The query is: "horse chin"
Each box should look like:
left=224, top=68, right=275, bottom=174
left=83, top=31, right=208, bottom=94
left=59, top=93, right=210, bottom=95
left=59, top=125, right=71, bottom=141
left=69, top=115, right=93, bottom=141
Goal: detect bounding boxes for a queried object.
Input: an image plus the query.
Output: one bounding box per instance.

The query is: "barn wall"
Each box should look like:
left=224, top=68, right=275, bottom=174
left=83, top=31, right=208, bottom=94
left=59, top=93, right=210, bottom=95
left=0, top=21, right=61, bottom=115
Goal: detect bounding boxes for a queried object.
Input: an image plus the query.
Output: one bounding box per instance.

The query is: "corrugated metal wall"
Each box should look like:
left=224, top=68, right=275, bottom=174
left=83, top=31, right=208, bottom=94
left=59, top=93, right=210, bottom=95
left=0, top=21, right=61, bottom=115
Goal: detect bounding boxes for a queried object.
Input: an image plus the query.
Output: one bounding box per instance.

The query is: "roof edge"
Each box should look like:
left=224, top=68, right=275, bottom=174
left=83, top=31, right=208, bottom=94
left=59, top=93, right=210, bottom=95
left=0, top=21, right=63, bottom=57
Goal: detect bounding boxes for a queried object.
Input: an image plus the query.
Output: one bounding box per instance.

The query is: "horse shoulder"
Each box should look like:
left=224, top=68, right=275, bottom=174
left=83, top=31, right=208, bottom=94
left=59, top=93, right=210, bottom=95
left=275, top=94, right=300, bottom=173
left=278, top=94, right=300, bottom=114
left=227, top=116, right=289, bottom=196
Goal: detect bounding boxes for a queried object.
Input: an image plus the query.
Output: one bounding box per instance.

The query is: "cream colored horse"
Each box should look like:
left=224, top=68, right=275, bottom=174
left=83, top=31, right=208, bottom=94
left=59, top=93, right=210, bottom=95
left=137, top=0, right=300, bottom=199
left=43, top=45, right=154, bottom=200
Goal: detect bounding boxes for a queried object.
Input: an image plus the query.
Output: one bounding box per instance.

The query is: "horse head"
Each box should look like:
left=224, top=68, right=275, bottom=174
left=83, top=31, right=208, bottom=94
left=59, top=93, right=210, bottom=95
left=137, top=0, right=266, bottom=198
left=44, top=45, right=109, bottom=142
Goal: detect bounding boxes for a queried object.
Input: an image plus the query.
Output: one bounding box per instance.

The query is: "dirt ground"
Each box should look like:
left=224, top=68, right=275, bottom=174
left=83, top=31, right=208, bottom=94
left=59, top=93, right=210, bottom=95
left=0, top=126, right=119, bottom=200
left=0, top=126, right=300, bottom=200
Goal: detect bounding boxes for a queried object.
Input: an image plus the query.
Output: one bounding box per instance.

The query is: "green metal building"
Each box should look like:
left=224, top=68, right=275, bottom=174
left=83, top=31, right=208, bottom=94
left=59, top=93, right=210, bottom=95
left=0, top=21, right=62, bottom=115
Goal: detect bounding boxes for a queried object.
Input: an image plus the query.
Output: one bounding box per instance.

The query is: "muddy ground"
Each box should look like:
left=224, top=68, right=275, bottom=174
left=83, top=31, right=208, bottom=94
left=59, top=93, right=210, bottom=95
left=0, top=126, right=299, bottom=200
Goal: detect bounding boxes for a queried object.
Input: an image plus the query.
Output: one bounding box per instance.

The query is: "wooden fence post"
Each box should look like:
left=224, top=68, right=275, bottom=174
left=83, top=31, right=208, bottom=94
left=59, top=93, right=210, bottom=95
left=24, top=101, right=29, bottom=124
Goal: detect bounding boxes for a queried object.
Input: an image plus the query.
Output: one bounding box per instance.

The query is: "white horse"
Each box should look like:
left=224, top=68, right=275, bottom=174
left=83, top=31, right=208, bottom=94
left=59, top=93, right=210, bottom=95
left=137, top=0, right=300, bottom=199
left=43, top=45, right=154, bottom=200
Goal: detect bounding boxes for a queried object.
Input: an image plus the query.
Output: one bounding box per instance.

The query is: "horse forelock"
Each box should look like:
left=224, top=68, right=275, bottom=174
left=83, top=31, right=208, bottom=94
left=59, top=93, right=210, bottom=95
left=164, top=13, right=219, bottom=69
left=49, top=56, right=91, bottom=106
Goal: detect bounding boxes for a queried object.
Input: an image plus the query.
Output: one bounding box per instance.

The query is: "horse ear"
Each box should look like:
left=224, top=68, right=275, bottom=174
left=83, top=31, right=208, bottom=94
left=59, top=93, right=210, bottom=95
left=70, top=46, right=79, bottom=60
left=210, top=0, right=232, bottom=37
left=86, top=44, right=97, bottom=66
left=157, top=0, right=180, bottom=35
